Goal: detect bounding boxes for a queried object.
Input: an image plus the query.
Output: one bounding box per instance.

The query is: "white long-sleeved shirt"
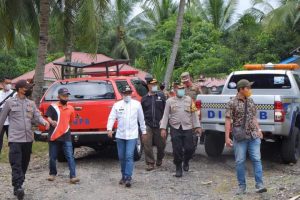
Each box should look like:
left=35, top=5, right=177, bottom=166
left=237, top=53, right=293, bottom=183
left=107, top=99, right=146, bottom=140
left=0, top=89, right=14, bottom=125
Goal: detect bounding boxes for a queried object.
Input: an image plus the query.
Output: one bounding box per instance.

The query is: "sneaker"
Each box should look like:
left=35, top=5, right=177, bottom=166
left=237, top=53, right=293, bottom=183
left=236, top=187, right=246, bottom=195
left=70, top=177, right=80, bottom=184
left=256, top=185, right=267, bottom=193
left=146, top=164, right=155, bottom=171
left=47, top=175, right=56, bottom=181
left=125, top=179, right=131, bottom=188
left=156, top=160, right=162, bottom=167
left=15, top=187, right=25, bottom=200
left=119, top=178, right=125, bottom=185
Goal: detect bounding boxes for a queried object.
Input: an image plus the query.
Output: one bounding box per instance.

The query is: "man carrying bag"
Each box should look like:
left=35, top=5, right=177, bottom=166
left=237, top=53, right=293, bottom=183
left=225, top=79, right=267, bottom=195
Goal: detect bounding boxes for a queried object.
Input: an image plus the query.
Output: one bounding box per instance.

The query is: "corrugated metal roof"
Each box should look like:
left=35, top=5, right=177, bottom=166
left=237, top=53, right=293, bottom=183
left=12, top=52, right=147, bottom=83
left=280, top=56, right=300, bottom=64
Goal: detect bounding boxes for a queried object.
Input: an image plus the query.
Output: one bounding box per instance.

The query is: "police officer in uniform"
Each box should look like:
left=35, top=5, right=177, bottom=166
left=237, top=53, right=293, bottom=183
left=160, top=83, right=201, bottom=177
left=181, top=72, right=202, bottom=149
left=0, top=80, right=50, bottom=199
left=180, top=72, right=202, bottom=100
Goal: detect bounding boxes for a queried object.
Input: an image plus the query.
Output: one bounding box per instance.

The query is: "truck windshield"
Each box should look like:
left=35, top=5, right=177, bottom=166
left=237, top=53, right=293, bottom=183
left=228, top=74, right=291, bottom=89
left=44, top=81, right=115, bottom=101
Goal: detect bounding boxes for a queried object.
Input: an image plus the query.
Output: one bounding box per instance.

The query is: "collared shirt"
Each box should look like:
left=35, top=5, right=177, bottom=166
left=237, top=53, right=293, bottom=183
left=107, top=99, right=146, bottom=140
left=0, top=95, right=46, bottom=142
left=225, top=95, right=259, bottom=139
left=160, top=95, right=201, bottom=130
left=141, top=92, right=166, bottom=128
left=45, top=102, right=75, bottom=141
left=0, top=89, right=14, bottom=125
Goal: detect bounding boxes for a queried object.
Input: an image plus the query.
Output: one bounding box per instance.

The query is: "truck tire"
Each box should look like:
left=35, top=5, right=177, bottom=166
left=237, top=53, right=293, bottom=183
left=204, top=131, right=225, bottom=157
left=281, top=127, right=300, bottom=164
left=134, top=133, right=143, bottom=161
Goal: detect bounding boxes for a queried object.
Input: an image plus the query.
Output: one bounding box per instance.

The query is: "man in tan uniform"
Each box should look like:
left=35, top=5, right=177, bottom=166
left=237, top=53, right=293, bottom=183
left=181, top=72, right=202, bottom=149
left=160, top=83, right=201, bottom=178
left=181, top=72, right=202, bottom=100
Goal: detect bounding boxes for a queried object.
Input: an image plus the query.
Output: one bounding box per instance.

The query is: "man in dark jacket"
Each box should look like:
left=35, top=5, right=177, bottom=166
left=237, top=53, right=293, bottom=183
left=0, top=80, right=49, bottom=200
left=141, top=78, right=166, bottom=171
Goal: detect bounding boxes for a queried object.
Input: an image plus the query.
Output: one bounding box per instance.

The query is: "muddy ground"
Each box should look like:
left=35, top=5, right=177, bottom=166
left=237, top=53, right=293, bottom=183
left=0, top=140, right=300, bottom=200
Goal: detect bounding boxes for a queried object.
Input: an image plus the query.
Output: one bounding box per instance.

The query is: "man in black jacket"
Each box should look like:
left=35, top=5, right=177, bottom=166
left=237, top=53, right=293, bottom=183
left=141, top=78, right=166, bottom=171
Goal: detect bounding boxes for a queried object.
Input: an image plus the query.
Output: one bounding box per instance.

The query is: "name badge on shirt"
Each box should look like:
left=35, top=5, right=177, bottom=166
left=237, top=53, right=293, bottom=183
left=118, top=107, right=125, bottom=113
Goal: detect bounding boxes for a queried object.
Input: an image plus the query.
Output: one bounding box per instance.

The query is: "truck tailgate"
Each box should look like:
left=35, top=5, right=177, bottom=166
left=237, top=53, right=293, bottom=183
left=198, top=95, right=275, bottom=125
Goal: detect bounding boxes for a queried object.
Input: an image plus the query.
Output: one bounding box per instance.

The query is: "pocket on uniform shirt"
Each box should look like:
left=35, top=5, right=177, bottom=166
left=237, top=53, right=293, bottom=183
left=11, top=106, right=21, bottom=112
left=26, top=106, right=34, bottom=119
left=184, top=102, right=191, bottom=112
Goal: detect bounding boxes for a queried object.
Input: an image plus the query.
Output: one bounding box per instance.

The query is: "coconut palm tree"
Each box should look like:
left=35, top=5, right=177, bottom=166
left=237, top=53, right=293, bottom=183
left=251, top=0, right=300, bottom=32
left=0, top=0, right=39, bottom=49
left=164, top=0, right=185, bottom=88
left=32, top=0, right=50, bottom=105
left=133, top=0, right=178, bottom=35
left=102, top=0, right=143, bottom=59
left=191, top=0, right=238, bottom=30
left=50, top=0, right=109, bottom=62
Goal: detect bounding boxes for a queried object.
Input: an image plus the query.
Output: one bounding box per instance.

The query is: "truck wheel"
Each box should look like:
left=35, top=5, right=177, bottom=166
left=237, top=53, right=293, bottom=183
left=281, top=127, right=300, bottom=164
left=204, top=131, right=225, bottom=157
left=134, top=133, right=143, bottom=161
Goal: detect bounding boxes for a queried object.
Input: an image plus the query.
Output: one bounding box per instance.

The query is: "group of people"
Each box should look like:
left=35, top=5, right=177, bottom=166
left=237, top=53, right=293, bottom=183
left=0, top=72, right=267, bottom=200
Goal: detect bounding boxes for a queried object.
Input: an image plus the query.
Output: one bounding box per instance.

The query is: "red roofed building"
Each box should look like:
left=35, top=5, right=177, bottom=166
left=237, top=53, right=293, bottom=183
left=12, top=52, right=147, bottom=85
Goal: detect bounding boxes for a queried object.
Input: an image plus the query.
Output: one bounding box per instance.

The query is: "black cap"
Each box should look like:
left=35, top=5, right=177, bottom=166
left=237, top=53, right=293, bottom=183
left=58, top=88, right=71, bottom=95
left=145, top=73, right=153, bottom=84
left=15, top=80, right=31, bottom=91
left=122, top=85, right=132, bottom=93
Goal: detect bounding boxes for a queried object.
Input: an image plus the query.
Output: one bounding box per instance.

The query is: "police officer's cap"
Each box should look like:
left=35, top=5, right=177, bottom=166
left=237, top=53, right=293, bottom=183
left=181, top=72, right=190, bottom=82
left=122, top=85, right=133, bottom=93
left=145, top=73, right=153, bottom=83
left=148, top=78, right=158, bottom=84
left=237, top=79, right=253, bottom=89
left=176, top=82, right=185, bottom=89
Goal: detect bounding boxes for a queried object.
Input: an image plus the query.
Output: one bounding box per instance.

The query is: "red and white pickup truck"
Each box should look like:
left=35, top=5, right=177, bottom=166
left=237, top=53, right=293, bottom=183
left=35, top=60, right=148, bottom=161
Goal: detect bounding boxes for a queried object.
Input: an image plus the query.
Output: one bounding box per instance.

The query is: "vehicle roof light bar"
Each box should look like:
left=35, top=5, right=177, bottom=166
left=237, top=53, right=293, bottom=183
left=244, top=63, right=300, bottom=70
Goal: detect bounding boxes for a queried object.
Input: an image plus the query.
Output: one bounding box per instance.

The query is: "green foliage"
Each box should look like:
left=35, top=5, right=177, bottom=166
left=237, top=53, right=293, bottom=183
left=0, top=54, right=19, bottom=80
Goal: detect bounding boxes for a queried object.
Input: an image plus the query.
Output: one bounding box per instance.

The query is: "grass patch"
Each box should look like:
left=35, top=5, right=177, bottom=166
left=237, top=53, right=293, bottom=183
left=0, top=137, right=48, bottom=163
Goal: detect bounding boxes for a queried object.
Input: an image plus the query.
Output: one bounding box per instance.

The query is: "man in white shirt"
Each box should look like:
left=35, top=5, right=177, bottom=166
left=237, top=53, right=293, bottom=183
left=107, top=85, right=146, bottom=188
left=0, top=77, right=14, bottom=154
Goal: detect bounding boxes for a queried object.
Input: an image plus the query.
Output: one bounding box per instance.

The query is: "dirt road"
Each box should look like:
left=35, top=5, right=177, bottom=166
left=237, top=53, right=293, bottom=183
left=0, top=141, right=299, bottom=200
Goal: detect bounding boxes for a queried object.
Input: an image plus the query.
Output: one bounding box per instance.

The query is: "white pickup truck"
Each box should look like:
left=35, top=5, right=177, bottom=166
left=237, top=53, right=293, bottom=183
left=196, top=64, right=300, bottom=163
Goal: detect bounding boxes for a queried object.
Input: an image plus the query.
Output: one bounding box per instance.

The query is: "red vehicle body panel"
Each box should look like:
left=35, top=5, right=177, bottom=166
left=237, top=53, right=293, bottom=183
left=38, top=76, right=145, bottom=133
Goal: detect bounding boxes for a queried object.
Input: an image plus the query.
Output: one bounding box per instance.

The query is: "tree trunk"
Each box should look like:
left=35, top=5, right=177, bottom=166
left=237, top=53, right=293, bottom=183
left=32, top=0, right=50, bottom=106
left=164, top=0, right=185, bottom=88
left=64, top=0, right=75, bottom=77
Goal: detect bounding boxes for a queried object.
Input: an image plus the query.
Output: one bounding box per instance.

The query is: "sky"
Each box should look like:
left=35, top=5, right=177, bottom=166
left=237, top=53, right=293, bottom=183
left=133, top=0, right=280, bottom=21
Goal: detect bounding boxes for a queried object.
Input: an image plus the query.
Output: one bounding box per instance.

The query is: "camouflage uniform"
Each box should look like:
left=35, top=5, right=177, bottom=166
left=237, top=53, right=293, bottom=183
left=225, top=95, right=259, bottom=139
left=185, top=84, right=202, bottom=101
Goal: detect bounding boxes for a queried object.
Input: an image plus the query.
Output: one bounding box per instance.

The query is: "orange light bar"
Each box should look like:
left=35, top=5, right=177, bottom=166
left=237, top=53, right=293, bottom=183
left=244, top=63, right=300, bottom=70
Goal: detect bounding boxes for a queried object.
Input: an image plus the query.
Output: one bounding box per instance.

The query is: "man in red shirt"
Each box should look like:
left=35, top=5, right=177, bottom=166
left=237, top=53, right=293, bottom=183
left=45, top=88, right=79, bottom=184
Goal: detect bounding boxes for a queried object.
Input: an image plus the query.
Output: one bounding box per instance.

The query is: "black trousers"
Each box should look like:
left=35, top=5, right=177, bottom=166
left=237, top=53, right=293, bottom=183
left=0, top=125, right=9, bottom=153
left=170, top=126, right=195, bottom=165
left=9, top=142, right=32, bottom=188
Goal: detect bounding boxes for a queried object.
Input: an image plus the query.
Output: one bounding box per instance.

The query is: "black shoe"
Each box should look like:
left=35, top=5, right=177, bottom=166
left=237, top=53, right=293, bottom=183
left=183, top=161, right=189, bottom=172
left=119, top=178, right=125, bottom=185
left=15, top=188, right=25, bottom=200
left=175, top=164, right=182, bottom=178
left=125, top=179, right=131, bottom=188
